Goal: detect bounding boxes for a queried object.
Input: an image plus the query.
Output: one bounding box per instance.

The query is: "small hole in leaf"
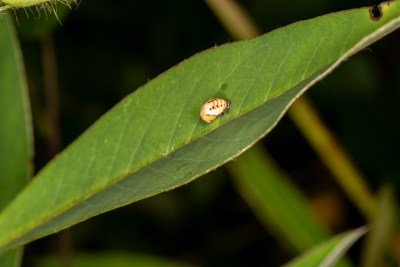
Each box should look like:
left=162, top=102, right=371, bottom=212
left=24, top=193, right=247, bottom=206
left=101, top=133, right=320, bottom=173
left=369, top=5, right=382, bottom=21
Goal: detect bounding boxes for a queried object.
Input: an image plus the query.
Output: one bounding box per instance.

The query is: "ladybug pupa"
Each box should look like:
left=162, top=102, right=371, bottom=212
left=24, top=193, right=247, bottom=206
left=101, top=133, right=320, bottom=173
left=200, top=98, right=230, bottom=123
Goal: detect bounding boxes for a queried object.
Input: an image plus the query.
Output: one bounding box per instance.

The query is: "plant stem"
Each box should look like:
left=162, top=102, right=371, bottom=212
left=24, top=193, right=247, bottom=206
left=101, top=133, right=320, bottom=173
left=204, top=0, right=260, bottom=40
left=41, top=34, right=72, bottom=267
left=41, top=34, right=61, bottom=157
left=288, top=97, right=376, bottom=217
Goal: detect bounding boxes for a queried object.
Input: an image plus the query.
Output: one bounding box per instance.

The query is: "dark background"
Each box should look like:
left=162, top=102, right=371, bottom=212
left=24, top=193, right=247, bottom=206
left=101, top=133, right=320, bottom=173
left=12, top=0, right=400, bottom=266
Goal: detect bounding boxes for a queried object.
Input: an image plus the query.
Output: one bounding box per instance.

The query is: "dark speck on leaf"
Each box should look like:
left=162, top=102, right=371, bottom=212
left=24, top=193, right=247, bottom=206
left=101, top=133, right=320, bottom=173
left=369, top=5, right=382, bottom=21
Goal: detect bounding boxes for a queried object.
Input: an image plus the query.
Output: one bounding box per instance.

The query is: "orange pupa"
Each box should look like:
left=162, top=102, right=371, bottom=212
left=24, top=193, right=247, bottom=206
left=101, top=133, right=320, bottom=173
left=200, top=98, right=230, bottom=123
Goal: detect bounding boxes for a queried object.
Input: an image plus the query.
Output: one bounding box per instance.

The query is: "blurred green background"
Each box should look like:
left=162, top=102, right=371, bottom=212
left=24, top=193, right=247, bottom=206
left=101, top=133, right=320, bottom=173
left=10, top=0, right=400, bottom=266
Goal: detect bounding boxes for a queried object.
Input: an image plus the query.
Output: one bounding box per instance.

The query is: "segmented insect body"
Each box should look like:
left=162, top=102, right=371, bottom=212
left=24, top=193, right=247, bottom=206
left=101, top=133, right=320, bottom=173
left=200, top=98, right=230, bottom=123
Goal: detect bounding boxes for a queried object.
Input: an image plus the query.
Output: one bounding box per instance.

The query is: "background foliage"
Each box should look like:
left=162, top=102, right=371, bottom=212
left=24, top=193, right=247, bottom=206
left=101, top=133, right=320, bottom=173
left=2, top=0, right=399, bottom=266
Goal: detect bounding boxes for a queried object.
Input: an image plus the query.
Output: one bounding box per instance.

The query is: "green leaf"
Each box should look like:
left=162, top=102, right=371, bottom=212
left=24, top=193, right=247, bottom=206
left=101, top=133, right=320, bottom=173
left=0, top=13, right=32, bottom=212
left=1, top=1, right=400, bottom=254
left=36, top=251, right=193, bottom=267
left=283, top=227, right=367, bottom=267
left=0, top=13, right=33, bottom=267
